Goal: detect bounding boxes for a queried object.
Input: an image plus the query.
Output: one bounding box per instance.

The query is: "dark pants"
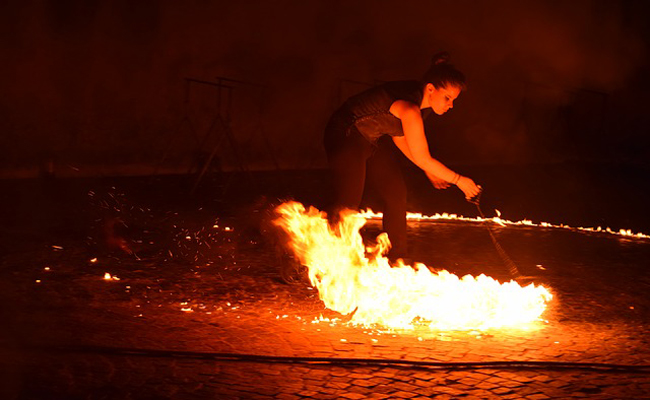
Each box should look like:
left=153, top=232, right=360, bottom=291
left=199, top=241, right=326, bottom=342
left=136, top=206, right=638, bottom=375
left=324, top=124, right=408, bottom=259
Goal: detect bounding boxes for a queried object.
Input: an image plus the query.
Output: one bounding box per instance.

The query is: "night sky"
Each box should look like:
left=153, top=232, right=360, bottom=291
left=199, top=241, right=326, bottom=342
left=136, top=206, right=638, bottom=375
left=1, top=0, right=649, bottom=177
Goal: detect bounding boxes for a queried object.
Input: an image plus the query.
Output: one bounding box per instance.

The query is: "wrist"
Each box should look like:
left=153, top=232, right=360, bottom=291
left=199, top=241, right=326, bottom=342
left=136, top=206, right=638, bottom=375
left=451, top=173, right=462, bottom=185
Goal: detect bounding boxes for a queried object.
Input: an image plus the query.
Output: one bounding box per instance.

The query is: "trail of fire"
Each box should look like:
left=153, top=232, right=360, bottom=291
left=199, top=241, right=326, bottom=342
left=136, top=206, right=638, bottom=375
left=359, top=209, right=650, bottom=240
left=274, top=202, right=553, bottom=331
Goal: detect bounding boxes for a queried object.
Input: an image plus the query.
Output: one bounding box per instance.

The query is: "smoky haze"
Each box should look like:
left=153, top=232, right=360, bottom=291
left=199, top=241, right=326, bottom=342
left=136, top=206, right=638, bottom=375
left=0, top=0, right=648, bottom=177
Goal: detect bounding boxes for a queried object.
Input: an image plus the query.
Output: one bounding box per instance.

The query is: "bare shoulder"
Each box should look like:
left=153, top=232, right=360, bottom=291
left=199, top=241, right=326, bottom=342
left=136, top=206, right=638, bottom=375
left=389, top=100, right=420, bottom=119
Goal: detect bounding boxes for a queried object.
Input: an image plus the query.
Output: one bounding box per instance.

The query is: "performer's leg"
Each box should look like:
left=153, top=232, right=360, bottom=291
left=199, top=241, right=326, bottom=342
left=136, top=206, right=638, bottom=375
left=367, top=137, right=408, bottom=259
left=324, top=128, right=373, bottom=222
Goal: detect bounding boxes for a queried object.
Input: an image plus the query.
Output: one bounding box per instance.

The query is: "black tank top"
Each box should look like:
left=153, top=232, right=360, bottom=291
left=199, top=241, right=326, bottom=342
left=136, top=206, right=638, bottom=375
left=337, top=80, right=425, bottom=143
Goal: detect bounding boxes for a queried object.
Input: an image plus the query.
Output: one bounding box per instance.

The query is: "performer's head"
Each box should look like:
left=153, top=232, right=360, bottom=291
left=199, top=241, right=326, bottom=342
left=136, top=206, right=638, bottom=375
left=422, top=52, right=466, bottom=115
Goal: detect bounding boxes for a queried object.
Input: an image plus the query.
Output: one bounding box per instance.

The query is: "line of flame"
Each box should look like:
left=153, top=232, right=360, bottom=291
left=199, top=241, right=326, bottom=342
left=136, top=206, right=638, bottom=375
left=358, top=209, right=650, bottom=240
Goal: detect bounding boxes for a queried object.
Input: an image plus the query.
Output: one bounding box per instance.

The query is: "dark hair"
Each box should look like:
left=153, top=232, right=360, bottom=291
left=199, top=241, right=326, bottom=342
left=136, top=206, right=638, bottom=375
left=422, top=52, right=466, bottom=90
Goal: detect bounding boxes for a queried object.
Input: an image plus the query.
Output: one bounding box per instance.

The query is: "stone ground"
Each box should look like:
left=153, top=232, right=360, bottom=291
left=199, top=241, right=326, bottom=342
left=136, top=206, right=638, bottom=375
left=1, top=168, right=650, bottom=399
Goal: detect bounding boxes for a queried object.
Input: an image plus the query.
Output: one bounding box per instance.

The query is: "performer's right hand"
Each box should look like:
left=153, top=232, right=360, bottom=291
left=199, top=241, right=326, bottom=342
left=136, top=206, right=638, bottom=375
left=456, top=176, right=481, bottom=200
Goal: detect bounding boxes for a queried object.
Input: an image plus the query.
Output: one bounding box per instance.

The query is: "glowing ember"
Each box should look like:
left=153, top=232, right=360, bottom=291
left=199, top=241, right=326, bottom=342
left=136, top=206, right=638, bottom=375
left=274, top=202, right=552, bottom=331
left=103, top=272, right=120, bottom=281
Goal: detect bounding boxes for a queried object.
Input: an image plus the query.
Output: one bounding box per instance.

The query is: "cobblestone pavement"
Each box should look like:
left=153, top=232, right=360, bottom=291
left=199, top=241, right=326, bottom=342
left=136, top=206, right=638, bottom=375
left=1, top=176, right=650, bottom=399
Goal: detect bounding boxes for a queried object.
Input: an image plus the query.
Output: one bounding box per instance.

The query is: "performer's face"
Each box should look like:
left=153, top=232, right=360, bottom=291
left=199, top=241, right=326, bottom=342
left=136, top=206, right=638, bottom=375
left=427, top=84, right=461, bottom=115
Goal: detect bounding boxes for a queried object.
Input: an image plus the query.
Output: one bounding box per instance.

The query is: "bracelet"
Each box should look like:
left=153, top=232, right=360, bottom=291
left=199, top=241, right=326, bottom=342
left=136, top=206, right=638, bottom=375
left=452, top=173, right=461, bottom=185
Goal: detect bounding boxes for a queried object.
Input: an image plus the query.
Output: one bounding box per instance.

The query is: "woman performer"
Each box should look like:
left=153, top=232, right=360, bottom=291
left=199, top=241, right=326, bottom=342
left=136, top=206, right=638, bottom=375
left=324, top=52, right=481, bottom=261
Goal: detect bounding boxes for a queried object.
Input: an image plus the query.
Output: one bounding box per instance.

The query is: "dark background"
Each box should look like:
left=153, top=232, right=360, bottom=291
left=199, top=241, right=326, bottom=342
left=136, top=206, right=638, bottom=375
left=1, top=0, right=650, bottom=236
left=1, top=0, right=649, bottom=176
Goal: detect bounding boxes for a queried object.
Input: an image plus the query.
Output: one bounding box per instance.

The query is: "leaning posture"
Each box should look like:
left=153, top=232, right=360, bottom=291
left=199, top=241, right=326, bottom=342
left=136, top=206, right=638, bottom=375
left=324, top=52, right=481, bottom=260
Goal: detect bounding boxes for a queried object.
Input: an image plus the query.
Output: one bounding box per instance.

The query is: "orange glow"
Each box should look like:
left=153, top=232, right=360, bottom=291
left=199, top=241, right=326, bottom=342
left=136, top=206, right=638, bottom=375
left=274, top=202, right=552, bottom=330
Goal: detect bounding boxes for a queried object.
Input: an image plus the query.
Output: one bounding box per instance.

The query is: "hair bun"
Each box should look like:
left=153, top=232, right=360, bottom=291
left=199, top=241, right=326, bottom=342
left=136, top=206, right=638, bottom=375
left=432, top=51, right=451, bottom=66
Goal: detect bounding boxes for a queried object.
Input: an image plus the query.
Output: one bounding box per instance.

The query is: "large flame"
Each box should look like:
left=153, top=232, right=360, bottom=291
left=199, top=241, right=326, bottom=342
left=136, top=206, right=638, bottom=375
left=274, top=201, right=553, bottom=331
